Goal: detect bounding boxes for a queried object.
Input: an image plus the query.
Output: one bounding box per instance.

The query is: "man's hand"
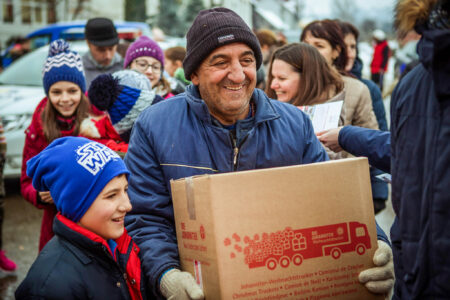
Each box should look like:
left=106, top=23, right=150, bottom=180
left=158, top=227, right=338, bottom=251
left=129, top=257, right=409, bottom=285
left=38, top=191, right=54, bottom=204
left=359, top=240, right=395, bottom=294
left=316, top=127, right=343, bottom=153
left=160, top=269, right=204, bottom=300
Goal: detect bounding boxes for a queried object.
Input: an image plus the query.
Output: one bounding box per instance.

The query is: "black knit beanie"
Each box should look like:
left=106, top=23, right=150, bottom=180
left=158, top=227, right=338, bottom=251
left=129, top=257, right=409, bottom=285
left=183, top=7, right=262, bottom=80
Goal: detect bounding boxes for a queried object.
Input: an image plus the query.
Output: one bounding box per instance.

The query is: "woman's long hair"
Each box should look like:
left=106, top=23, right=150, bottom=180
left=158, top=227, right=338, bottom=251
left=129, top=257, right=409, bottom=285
left=156, top=76, right=172, bottom=96
left=266, top=43, right=344, bottom=106
left=41, top=93, right=90, bottom=143
left=300, top=19, right=348, bottom=73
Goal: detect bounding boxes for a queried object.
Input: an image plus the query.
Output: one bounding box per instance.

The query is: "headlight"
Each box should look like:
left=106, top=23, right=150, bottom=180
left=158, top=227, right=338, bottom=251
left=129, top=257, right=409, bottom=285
left=1, top=114, right=32, bottom=132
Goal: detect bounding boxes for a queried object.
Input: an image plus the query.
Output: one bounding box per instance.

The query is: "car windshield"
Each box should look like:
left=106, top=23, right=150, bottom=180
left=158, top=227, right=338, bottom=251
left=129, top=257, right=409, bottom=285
left=0, top=41, right=87, bottom=86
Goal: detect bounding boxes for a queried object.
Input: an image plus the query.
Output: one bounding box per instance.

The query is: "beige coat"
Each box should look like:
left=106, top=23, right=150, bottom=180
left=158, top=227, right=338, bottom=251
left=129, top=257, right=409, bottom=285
left=336, top=76, right=379, bottom=159
left=342, top=76, right=379, bottom=130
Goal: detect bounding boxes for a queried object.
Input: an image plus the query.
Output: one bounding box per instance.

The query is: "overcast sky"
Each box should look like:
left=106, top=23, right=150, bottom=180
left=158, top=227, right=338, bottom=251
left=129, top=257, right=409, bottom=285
left=302, top=0, right=395, bottom=24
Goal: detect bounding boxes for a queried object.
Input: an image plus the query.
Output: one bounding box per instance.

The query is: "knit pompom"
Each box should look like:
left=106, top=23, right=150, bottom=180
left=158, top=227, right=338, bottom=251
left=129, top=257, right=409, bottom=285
left=48, top=39, right=70, bottom=57
left=88, top=74, right=121, bottom=111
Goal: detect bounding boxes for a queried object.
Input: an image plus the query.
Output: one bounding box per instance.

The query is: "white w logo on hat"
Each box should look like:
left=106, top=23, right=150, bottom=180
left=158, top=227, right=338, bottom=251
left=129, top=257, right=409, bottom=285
left=76, top=142, right=120, bottom=175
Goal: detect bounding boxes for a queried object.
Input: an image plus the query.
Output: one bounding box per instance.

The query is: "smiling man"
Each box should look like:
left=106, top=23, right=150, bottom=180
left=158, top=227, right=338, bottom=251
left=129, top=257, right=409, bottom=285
left=124, top=7, right=392, bottom=300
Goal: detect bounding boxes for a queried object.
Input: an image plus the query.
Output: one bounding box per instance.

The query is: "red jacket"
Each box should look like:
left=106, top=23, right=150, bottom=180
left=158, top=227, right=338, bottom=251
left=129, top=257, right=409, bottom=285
left=370, top=40, right=390, bottom=74
left=20, top=98, right=125, bottom=251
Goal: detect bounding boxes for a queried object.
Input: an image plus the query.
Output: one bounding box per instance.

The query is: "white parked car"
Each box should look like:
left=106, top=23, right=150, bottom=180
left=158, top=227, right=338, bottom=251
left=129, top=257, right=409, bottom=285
left=0, top=41, right=88, bottom=178
left=0, top=34, right=186, bottom=178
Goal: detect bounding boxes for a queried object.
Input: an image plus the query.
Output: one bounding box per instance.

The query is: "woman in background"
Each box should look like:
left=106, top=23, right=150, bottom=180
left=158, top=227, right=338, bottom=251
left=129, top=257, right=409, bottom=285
left=266, top=42, right=344, bottom=106
left=266, top=42, right=345, bottom=159
left=300, top=19, right=378, bottom=131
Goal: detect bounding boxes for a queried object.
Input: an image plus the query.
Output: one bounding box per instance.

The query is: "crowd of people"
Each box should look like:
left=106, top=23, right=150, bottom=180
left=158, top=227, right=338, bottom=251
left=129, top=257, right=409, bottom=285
left=0, top=0, right=447, bottom=299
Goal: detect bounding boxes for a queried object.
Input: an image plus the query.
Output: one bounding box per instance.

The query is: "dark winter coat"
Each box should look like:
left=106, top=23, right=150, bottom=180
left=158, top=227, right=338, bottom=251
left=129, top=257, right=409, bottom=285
left=351, top=58, right=388, bottom=131
left=390, top=26, right=450, bottom=299
left=15, top=214, right=145, bottom=300
left=124, top=85, right=390, bottom=297
left=339, top=125, right=390, bottom=174
left=351, top=58, right=389, bottom=200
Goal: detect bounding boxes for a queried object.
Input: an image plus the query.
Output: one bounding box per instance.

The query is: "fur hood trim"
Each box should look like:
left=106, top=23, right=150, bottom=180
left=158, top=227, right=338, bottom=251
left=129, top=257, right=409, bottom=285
left=395, top=0, right=438, bottom=34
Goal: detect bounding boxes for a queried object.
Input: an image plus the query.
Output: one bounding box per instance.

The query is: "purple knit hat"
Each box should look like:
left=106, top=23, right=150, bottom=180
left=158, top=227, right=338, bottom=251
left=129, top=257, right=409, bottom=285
left=123, top=36, right=164, bottom=69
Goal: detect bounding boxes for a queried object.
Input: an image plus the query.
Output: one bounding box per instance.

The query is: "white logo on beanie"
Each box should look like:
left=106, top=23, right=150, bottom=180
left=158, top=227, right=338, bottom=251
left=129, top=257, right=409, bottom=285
left=76, top=142, right=120, bottom=175
left=218, top=34, right=235, bottom=43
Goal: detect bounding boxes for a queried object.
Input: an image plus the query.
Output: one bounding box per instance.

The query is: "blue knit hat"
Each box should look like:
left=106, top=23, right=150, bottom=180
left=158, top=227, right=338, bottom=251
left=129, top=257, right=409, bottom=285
left=26, top=137, right=129, bottom=222
left=43, top=39, right=86, bottom=95
left=88, top=70, right=156, bottom=136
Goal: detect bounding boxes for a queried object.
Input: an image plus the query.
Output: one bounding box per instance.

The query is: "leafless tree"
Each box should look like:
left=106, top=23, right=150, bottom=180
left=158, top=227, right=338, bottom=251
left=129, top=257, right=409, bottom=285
left=72, top=0, right=88, bottom=20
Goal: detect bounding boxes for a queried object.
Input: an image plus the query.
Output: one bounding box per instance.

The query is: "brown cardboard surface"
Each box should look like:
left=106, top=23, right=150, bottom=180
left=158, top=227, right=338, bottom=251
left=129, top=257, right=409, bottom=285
left=171, top=158, right=383, bottom=300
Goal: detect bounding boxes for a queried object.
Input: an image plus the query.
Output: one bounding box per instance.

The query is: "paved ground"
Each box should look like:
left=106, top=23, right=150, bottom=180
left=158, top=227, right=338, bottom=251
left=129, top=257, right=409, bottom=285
left=0, top=179, right=41, bottom=300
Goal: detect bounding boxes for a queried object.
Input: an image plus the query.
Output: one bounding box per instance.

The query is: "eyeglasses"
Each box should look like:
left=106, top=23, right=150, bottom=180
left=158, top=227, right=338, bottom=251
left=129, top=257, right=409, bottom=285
left=134, top=59, right=162, bottom=73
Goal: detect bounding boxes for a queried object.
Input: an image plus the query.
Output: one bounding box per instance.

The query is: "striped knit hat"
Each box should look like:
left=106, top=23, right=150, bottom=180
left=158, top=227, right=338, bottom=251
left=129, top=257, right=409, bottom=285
left=88, top=70, right=155, bottom=136
left=43, top=39, right=86, bottom=95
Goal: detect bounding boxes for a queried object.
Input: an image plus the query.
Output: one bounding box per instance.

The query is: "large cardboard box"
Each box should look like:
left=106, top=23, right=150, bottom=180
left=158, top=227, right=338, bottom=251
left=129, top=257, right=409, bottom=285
left=170, top=158, right=382, bottom=300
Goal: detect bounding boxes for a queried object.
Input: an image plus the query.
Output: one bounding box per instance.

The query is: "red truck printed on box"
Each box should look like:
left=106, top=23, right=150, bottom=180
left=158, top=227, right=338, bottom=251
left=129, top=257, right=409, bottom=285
left=224, top=222, right=371, bottom=270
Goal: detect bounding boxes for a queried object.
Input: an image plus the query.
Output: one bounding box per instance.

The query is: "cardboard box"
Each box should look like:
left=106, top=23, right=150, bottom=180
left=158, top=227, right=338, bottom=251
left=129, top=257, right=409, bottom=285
left=170, top=158, right=382, bottom=300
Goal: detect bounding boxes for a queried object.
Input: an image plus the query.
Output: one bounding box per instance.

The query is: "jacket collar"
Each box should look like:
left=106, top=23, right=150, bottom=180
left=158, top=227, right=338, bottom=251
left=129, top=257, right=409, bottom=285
left=350, top=57, right=363, bottom=79
left=184, top=84, right=280, bottom=126
left=417, top=26, right=450, bottom=100
left=54, top=213, right=135, bottom=258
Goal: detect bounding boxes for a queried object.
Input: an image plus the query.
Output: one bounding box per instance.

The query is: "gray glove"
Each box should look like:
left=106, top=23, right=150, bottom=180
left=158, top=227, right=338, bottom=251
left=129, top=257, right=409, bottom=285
left=359, top=240, right=395, bottom=294
left=160, top=269, right=204, bottom=300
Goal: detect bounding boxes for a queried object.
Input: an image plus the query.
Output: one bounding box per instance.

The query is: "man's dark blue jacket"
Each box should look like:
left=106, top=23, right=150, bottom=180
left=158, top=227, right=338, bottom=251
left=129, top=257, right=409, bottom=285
left=124, top=85, right=389, bottom=298
left=390, top=25, right=450, bottom=299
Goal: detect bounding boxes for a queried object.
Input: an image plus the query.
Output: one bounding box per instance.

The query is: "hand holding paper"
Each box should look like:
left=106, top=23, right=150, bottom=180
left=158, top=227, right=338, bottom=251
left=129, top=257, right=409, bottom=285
left=316, top=127, right=343, bottom=153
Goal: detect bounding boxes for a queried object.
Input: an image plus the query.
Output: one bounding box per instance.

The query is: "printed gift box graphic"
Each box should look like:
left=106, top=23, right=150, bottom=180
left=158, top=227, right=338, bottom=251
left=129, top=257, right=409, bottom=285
left=225, top=222, right=371, bottom=271
left=171, top=158, right=383, bottom=300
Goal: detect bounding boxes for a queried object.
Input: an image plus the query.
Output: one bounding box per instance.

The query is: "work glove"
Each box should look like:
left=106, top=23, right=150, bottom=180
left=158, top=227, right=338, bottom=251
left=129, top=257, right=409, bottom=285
left=359, top=240, right=395, bottom=294
left=160, top=269, right=204, bottom=300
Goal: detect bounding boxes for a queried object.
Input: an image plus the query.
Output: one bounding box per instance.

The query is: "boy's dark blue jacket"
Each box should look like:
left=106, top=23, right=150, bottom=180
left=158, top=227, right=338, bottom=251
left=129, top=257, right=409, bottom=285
left=15, top=214, right=146, bottom=300
left=124, top=85, right=390, bottom=297
left=390, top=25, right=450, bottom=299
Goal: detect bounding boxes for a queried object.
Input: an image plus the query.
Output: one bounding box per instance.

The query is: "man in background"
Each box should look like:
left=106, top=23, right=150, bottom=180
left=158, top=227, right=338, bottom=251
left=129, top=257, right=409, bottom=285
left=82, top=17, right=123, bottom=87
left=370, top=29, right=390, bottom=91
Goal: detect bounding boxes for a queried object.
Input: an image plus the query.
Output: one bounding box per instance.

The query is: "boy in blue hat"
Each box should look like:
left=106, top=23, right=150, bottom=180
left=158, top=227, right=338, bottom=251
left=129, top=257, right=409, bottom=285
left=15, top=137, right=145, bottom=300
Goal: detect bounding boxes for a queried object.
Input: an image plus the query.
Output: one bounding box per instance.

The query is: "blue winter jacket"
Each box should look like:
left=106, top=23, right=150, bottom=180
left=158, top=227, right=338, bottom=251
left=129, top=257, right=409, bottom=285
left=351, top=58, right=388, bottom=131
left=351, top=58, right=389, bottom=201
left=339, top=126, right=390, bottom=174
left=390, top=26, right=450, bottom=299
left=124, top=85, right=389, bottom=297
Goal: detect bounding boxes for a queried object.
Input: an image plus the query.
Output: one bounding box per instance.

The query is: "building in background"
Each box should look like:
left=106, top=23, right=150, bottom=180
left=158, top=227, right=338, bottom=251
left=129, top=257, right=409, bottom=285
left=0, top=0, right=123, bottom=48
left=252, top=0, right=301, bottom=33
left=0, top=0, right=301, bottom=49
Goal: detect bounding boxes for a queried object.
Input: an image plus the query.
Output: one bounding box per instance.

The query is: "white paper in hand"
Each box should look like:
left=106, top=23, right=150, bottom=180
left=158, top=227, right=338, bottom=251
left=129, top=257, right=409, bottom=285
left=298, top=100, right=344, bottom=133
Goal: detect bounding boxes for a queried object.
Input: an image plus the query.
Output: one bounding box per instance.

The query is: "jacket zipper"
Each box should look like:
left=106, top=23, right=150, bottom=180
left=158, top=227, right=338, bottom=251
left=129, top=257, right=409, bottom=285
left=231, top=134, right=239, bottom=171
left=233, top=146, right=239, bottom=170
left=230, top=133, right=249, bottom=171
